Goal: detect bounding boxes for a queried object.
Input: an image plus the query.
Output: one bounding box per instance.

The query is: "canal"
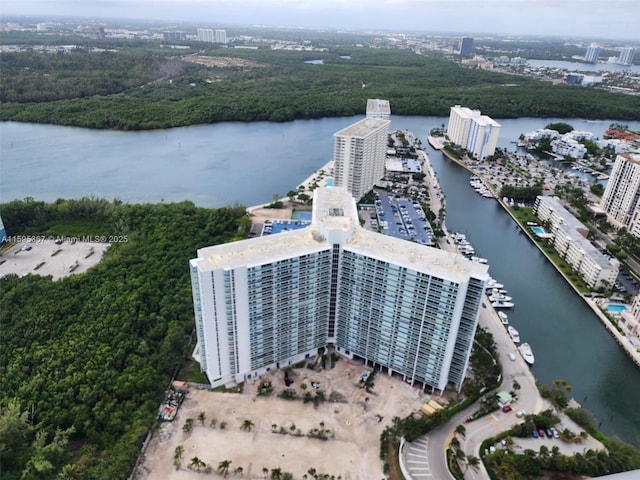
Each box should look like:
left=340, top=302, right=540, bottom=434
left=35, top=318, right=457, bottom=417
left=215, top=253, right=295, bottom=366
left=422, top=142, right=640, bottom=448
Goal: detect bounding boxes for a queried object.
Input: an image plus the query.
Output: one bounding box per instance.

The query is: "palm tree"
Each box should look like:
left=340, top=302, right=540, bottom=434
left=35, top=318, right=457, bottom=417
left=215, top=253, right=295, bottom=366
left=308, top=467, right=317, bottom=477
left=173, top=445, right=184, bottom=470
left=220, top=421, right=227, bottom=429
left=198, top=411, right=206, bottom=425
left=262, top=467, right=269, bottom=478
left=270, top=468, right=283, bottom=480
left=454, top=424, right=466, bottom=439
left=450, top=437, right=461, bottom=450
left=218, top=459, right=232, bottom=478
left=183, top=418, right=194, bottom=433
left=466, top=455, right=480, bottom=472
left=234, top=466, right=244, bottom=476
left=57, top=464, right=79, bottom=480
left=189, top=457, right=206, bottom=472
left=210, top=418, right=217, bottom=428
left=241, top=419, right=255, bottom=432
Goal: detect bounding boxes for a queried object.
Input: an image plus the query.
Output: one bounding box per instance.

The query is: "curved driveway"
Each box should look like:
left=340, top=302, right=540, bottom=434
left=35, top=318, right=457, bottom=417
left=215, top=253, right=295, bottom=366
left=401, top=298, right=545, bottom=480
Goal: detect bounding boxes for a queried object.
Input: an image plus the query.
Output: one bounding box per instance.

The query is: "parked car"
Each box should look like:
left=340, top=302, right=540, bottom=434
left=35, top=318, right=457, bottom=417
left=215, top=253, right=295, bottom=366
left=545, top=428, right=554, bottom=438
left=21, top=244, right=32, bottom=251
left=502, top=405, right=512, bottom=413
left=538, top=428, right=546, bottom=438
left=551, top=427, right=559, bottom=439
left=516, top=410, right=526, bottom=418
left=532, top=429, right=539, bottom=438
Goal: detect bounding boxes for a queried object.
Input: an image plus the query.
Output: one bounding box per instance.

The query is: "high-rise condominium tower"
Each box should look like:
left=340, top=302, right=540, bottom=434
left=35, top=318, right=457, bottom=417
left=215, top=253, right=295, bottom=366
left=447, top=105, right=501, bottom=160
left=600, top=153, right=640, bottom=238
left=333, top=114, right=390, bottom=201
left=190, top=188, right=489, bottom=393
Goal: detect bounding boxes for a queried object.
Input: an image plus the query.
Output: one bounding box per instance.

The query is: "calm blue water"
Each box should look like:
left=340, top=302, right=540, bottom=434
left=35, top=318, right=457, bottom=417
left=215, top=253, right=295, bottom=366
left=2, top=117, right=640, bottom=447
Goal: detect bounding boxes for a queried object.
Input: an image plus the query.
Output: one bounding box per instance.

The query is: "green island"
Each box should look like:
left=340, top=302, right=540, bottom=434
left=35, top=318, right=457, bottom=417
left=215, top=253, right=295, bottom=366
left=1, top=34, right=640, bottom=130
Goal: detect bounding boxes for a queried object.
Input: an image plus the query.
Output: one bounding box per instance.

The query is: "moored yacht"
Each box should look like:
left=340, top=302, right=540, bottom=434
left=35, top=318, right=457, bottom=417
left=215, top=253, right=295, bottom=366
left=498, top=311, right=509, bottom=325
left=492, top=300, right=514, bottom=309
left=507, top=325, right=520, bottom=343
left=518, top=342, right=535, bottom=365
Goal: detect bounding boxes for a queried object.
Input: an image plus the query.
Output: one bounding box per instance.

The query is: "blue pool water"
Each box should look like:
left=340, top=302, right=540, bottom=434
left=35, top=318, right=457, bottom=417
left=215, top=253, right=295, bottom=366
left=607, top=304, right=629, bottom=314
left=265, top=220, right=311, bottom=235
left=325, top=178, right=334, bottom=187
left=531, top=226, right=547, bottom=235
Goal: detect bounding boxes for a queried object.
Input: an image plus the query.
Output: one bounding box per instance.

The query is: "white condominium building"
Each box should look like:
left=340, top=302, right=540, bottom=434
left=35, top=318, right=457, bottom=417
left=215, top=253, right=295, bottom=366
left=366, top=98, right=391, bottom=119
left=190, top=188, right=489, bottom=393
left=600, top=153, right=640, bottom=237
left=585, top=44, right=600, bottom=63
left=447, top=105, right=501, bottom=160
left=333, top=116, right=390, bottom=200
left=534, top=196, right=619, bottom=290
left=197, top=28, right=215, bottom=43
left=215, top=29, right=227, bottom=44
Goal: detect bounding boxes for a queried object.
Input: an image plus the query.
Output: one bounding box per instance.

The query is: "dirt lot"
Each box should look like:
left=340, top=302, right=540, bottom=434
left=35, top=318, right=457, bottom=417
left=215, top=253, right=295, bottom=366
left=138, top=359, right=430, bottom=480
left=0, top=239, right=109, bottom=280
left=182, top=55, right=265, bottom=69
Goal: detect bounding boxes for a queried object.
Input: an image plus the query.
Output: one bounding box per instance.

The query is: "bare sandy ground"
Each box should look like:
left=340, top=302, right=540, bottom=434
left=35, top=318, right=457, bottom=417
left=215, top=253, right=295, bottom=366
left=138, top=359, right=430, bottom=480
left=0, top=239, right=110, bottom=280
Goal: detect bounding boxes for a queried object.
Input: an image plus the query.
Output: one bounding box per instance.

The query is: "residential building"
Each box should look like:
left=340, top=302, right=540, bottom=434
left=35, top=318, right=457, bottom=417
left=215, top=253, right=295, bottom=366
left=447, top=105, right=501, bottom=160
left=600, top=153, right=640, bottom=236
left=163, top=31, right=186, bottom=42
left=197, top=28, right=215, bottom=43
left=366, top=98, right=391, bottom=120
left=190, top=187, right=489, bottom=393
left=534, top=196, right=619, bottom=290
left=585, top=44, right=600, bottom=63
left=333, top=113, right=390, bottom=200
left=215, top=29, right=227, bottom=44
left=620, top=295, right=640, bottom=336
left=618, top=47, right=636, bottom=66
left=459, top=37, right=474, bottom=56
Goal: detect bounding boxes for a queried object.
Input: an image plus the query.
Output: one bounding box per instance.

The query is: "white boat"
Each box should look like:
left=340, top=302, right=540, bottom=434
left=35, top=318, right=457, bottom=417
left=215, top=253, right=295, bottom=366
left=507, top=326, right=520, bottom=343
left=485, top=279, right=504, bottom=290
left=518, top=342, right=535, bottom=365
left=498, top=311, right=509, bottom=325
left=492, top=300, right=514, bottom=309
left=489, top=293, right=513, bottom=302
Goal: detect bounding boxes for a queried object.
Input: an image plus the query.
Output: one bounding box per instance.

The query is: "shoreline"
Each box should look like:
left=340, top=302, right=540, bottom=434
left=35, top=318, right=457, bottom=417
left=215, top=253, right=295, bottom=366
left=437, top=148, right=640, bottom=369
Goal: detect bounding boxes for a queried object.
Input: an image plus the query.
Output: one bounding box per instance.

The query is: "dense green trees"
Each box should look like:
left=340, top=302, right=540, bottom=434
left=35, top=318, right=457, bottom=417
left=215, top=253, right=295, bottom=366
left=0, top=197, right=247, bottom=479
left=2, top=45, right=640, bottom=130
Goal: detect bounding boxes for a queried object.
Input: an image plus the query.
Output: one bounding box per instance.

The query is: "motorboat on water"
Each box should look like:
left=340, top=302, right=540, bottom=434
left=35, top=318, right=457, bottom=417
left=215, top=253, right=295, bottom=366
left=485, top=279, right=504, bottom=290
left=507, top=325, right=520, bottom=343
left=492, top=300, right=514, bottom=309
left=518, top=342, right=535, bottom=365
left=489, top=293, right=513, bottom=302
left=498, top=311, right=509, bottom=325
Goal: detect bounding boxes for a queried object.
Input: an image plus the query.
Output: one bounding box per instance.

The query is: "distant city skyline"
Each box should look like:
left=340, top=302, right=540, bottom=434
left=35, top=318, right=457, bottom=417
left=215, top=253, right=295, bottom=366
left=2, top=0, right=640, bottom=42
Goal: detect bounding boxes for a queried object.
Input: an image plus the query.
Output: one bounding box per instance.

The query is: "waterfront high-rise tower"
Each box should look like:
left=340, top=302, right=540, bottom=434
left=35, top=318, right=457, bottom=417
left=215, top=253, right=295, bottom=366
left=585, top=44, right=601, bottom=63
left=190, top=188, right=488, bottom=393
left=618, top=47, right=636, bottom=65
left=447, top=105, right=501, bottom=160
left=333, top=113, right=390, bottom=200
left=601, top=153, right=640, bottom=238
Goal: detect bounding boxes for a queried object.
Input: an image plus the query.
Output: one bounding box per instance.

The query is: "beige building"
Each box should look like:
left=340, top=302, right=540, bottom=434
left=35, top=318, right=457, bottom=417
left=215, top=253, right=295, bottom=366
left=620, top=295, right=640, bottom=336
left=600, top=153, right=640, bottom=237
left=333, top=116, right=390, bottom=200
left=534, top=196, right=619, bottom=290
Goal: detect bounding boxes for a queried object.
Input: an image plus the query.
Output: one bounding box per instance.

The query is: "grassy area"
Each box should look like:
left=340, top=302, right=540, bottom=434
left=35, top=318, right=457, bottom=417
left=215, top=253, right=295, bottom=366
left=177, top=361, right=210, bottom=384
left=508, top=207, right=591, bottom=294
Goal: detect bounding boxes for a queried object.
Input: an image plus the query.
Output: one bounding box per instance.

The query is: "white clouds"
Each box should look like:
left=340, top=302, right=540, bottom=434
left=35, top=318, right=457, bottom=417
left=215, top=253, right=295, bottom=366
left=1, top=0, right=638, bottom=40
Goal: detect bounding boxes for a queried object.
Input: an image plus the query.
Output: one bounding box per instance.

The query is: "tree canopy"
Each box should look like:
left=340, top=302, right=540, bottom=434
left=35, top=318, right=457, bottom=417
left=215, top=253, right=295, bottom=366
left=0, top=197, right=247, bottom=479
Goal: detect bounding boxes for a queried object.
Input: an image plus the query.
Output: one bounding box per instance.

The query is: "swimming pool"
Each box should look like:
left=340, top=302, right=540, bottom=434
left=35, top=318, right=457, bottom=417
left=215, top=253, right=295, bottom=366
left=531, top=226, right=548, bottom=235
left=607, top=304, right=628, bottom=314
left=324, top=178, right=334, bottom=187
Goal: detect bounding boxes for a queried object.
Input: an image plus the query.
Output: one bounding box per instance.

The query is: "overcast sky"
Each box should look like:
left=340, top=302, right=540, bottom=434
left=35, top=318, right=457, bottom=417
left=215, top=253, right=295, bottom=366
left=2, top=0, right=639, bottom=42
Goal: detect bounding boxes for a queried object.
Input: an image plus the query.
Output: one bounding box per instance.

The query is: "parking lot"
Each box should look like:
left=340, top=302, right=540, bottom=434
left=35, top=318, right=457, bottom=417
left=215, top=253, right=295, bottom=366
left=373, top=189, right=434, bottom=245
left=0, top=239, right=109, bottom=280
